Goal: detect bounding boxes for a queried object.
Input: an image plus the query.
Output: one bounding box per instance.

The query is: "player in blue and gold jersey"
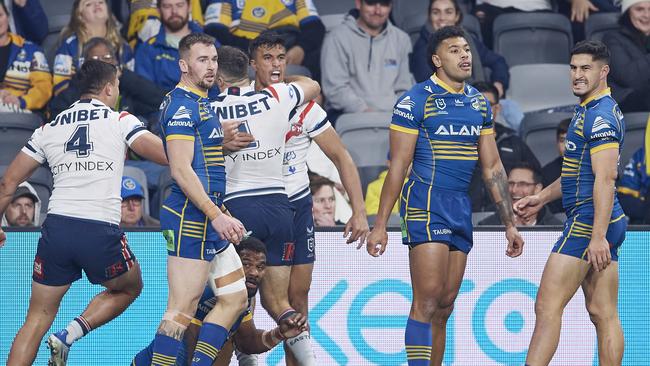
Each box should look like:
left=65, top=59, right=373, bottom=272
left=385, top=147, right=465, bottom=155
left=143, top=33, right=249, bottom=366
left=517, top=41, right=627, bottom=366
left=366, top=26, right=524, bottom=366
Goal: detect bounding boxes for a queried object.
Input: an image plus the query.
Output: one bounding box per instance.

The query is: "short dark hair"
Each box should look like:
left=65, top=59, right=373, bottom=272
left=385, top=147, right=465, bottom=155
left=217, top=46, right=249, bottom=81
left=557, top=118, right=571, bottom=139
left=510, top=162, right=542, bottom=185
left=82, top=37, right=117, bottom=63
left=362, top=0, right=392, bottom=5
left=571, top=40, right=610, bottom=64
left=427, top=25, right=467, bottom=67
left=249, top=30, right=286, bottom=59
left=309, top=173, right=335, bottom=195
left=473, top=81, right=499, bottom=104
left=429, top=0, right=463, bottom=25
left=77, top=59, right=118, bottom=96
left=236, top=236, right=267, bottom=257
left=179, top=33, right=216, bottom=60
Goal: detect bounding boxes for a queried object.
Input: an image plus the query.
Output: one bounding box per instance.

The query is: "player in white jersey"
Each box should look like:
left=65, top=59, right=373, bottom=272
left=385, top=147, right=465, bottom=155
left=0, top=60, right=167, bottom=366
left=212, top=45, right=320, bottom=365
left=250, top=31, right=369, bottom=365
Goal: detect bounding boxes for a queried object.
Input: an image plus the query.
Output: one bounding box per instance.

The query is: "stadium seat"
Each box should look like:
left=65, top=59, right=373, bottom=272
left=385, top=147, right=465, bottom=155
left=152, top=168, right=173, bottom=219
left=0, top=165, right=53, bottom=219
left=286, top=64, right=312, bottom=77
left=462, top=13, right=483, bottom=42
left=493, top=13, right=572, bottom=67
left=313, top=0, right=352, bottom=15
left=620, top=112, right=649, bottom=172
left=0, top=113, right=43, bottom=165
left=336, top=112, right=391, bottom=168
left=508, top=64, right=578, bottom=113
left=392, top=0, right=429, bottom=32
left=124, top=166, right=150, bottom=216
left=368, top=213, right=401, bottom=227
left=471, top=211, right=495, bottom=225
left=43, top=14, right=71, bottom=66
left=521, top=110, right=574, bottom=167
left=320, top=13, right=346, bottom=32
left=585, top=12, right=620, bottom=41
left=358, top=165, right=387, bottom=197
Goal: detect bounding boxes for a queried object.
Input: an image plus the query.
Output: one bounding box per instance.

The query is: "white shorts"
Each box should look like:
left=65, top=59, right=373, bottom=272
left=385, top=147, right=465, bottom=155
left=208, top=244, right=245, bottom=296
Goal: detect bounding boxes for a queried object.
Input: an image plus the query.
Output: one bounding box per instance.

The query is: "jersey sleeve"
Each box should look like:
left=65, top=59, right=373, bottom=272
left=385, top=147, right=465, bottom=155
left=162, top=100, right=197, bottom=142
left=585, top=110, right=622, bottom=155
left=22, top=127, right=46, bottom=164
left=118, top=112, right=148, bottom=146
left=618, top=148, right=644, bottom=198
left=204, top=0, right=232, bottom=27
left=264, top=82, right=305, bottom=116
left=302, top=101, right=331, bottom=138
left=390, top=92, right=420, bottom=135
left=479, top=95, right=494, bottom=135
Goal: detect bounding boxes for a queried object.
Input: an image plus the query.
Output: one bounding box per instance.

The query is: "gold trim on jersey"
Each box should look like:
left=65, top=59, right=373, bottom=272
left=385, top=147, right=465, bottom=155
left=162, top=205, right=182, bottom=218
left=591, top=142, right=619, bottom=155
left=580, top=88, right=611, bottom=107
left=618, top=186, right=640, bottom=198
left=204, top=145, right=225, bottom=165
left=430, top=139, right=478, bottom=161
left=561, top=156, right=579, bottom=177
left=432, top=74, right=463, bottom=94
left=480, top=127, right=494, bottom=135
left=166, top=134, right=195, bottom=142
left=390, top=124, right=419, bottom=135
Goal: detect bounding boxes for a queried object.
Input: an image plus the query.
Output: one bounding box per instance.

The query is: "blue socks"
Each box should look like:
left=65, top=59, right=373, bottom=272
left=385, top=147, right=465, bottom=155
left=191, top=322, right=228, bottom=366
left=405, top=318, right=432, bottom=365
left=150, top=334, right=181, bottom=366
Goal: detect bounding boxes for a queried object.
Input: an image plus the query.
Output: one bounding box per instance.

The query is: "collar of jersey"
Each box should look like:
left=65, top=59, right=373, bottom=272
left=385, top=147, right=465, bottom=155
left=579, top=87, right=611, bottom=107
left=431, top=74, right=464, bottom=94
left=177, top=83, right=208, bottom=98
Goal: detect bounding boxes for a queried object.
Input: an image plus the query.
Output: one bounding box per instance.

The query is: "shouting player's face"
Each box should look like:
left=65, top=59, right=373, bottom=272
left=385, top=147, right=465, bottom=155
left=570, top=53, right=608, bottom=99
left=433, top=36, right=472, bottom=83
left=240, top=249, right=266, bottom=298
left=252, top=44, right=286, bottom=88
left=184, top=43, right=218, bottom=90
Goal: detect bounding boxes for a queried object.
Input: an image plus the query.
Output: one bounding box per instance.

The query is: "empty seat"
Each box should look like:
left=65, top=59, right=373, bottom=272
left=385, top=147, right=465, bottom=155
left=336, top=112, right=391, bottom=168
left=620, top=112, right=649, bottom=172
left=493, top=13, right=572, bottom=67
left=521, top=111, right=574, bottom=167
left=313, top=0, right=352, bottom=15
left=508, top=64, right=578, bottom=113
left=472, top=211, right=495, bottom=225
left=392, top=0, right=429, bottom=32
left=43, top=14, right=70, bottom=66
left=0, top=113, right=43, bottom=164
left=123, top=165, right=150, bottom=215
left=358, top=165, right=387, bottom=197
left=152, top=168, right=173, bottom=219
left=585, top=12, right=620, bottom=41
left=462, top=13, right=482, bottom=42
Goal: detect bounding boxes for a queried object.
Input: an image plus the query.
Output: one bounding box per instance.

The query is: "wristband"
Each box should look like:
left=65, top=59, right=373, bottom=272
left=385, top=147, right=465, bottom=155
left=261, top=327, right=284, bottom=350
left=199, top=199, right=219, bottom=221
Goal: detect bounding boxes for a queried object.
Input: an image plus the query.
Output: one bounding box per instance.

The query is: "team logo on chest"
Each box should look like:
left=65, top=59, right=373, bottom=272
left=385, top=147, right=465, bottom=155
left=471, top=97, right=481, bottom=111
left=435, top=99, right=446, bottom=110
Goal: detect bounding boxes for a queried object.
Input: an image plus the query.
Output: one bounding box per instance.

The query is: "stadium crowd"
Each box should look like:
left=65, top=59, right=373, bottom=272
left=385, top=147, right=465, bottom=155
left=1, top=0, right=650, bottom=231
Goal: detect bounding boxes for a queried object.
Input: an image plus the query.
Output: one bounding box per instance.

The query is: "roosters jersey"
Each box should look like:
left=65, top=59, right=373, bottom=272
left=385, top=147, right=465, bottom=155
left=22, top=99, right=147, bottom=224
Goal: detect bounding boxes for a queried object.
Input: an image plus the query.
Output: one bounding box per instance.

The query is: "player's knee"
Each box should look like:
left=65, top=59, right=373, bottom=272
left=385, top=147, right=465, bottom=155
left=585, top=301, right=615, bottom=325
left=534, top=297, right=562, bottom=319
left=413, top=297, right=442, bottom=320
left=432, top=301, right=455, bottom=323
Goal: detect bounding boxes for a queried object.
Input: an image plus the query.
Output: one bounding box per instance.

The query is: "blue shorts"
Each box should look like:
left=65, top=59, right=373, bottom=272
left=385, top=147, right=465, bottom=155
left=160, top=191, right=228, bottom=261
left=32, top=214, right=136, bottom=286
left=290, top=194, right=316, bottom=265
left=225, top=194, right=294, bottom=266
left=553, top=213, right=627, bottom=261
left=400, top=180, right=473, bottom=253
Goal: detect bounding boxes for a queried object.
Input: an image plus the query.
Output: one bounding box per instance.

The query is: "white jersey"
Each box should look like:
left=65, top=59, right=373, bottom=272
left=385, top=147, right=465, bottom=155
left=211, top=83, right=304, bottom=201
left=22, top=99, right=147, bottom=225
left=283, top=100, right=331, bottom=201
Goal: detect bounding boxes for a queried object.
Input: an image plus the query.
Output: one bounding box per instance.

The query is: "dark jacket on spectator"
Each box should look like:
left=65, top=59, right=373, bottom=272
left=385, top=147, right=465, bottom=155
left=602, top=25, right=650, bottom=105
left=8, top=0, right=48, bottom=45
left=48, top=69, right=165, bottom=122
left=411, top=23, right=509, bottom=88
left=469, top=122, right=541, bottom=211
left=542, top=156, right=564, bottom=213
left=478, top=205, right=562, bottom=225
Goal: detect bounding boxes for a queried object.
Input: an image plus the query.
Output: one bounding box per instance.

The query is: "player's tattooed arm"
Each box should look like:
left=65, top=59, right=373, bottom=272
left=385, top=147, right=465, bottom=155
left=486, top=168, right=515, bottom=228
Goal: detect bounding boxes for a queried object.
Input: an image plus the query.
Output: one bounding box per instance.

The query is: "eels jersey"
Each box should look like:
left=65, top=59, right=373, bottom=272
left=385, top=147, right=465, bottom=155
left=283, top=100, right=331, bottom=201
left=390, top=74, right=493, bottom=191
left=561, top=88, right=625, bottom=218
left=22, top=99, right=147, bottom=225
left=159, top=84, right=226, bottom=198
left=210, top=83, right=304, bottom=201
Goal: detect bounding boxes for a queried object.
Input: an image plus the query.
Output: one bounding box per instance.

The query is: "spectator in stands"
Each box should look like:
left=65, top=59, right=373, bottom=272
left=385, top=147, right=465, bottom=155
left=49, top=37, right=165, bottom=123
left=602, top=0, right=650, bottom=112
left=474, top=0, right=552, bottom=48
left=412, top=0, right=509, bottom=97
left=134, top=0, right=213, bottom=93
left=558, top=0, right=620, bottom=41
left=120, top=176, right=160, bottom=227
left=478, top=162, right=562, bottom=225
left=1, top=182, right=40, bottom=227
left=0, top=2, right=51, bottom=112
left=469, top=82, right=540, bottom=211
left=53, top=0, right=134, bottom=96
left=618, top=146, right=650, bottom=223
left=126, top=0, right=204, bottom=47
left=310, top=173, right=343, bottom=226
left=204, top=0, right=325, bottom=80
left=542, top=118, right=570, bottom=213
left=320, top=0, right=413, bottom=117
left=4, top=0, right=48, bottom=45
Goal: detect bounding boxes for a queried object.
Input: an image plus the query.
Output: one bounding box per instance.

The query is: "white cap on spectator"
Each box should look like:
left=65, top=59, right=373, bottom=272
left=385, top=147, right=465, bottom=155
left=621, top=0, right=650, bottom=14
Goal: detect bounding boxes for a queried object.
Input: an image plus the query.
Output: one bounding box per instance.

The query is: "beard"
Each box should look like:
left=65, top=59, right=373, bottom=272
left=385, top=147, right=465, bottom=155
left=162, top=14, right=189, bottom=32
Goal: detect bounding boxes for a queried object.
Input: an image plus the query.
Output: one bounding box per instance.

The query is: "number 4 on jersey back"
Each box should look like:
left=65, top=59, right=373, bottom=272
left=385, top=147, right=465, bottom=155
left=65, top=125, right=94, bottom=158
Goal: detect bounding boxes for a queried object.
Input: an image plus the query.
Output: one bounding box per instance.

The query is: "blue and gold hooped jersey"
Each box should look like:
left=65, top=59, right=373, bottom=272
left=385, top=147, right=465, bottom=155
left=561, top=88, right=625, bottom=217
left=390, top=74, right=494, bottom=191
left=159, top=84, right=226, bottom=197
